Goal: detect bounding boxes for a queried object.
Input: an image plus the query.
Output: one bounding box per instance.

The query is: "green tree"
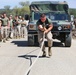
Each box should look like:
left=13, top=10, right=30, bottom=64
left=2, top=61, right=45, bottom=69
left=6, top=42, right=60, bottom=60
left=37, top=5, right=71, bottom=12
left=4, top=5, right=10, bottom=10
left=3, top=5, right=11, bottom=16
left=69, top=8, right=76, bottom=18
left=13, top=6, right=21, bottom=16
left=19, top=1, right=30, bottom=7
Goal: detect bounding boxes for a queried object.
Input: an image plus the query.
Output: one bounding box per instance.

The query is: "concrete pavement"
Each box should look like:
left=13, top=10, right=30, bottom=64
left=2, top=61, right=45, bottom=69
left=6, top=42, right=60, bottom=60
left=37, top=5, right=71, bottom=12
left=0, top=38, right=76, bottom=75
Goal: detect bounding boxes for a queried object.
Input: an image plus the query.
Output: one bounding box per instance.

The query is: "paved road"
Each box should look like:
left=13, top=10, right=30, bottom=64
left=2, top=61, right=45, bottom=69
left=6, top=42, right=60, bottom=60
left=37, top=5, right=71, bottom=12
left=0, top=37, right=76, bottom=75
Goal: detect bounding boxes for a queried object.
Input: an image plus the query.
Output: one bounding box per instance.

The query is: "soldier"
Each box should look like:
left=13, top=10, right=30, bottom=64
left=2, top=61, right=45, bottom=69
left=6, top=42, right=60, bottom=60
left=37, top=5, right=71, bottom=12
left=17, top=16, right=22, bottom=38
left=13, top=15, right=21, bottom=39
left=21, top=17, right=27, bottom=38
left=1, top=13, right=9, bottom=42
left=74, top=19, right=76, bottom=29
left=0, top=18, right=2, bottom=42
left=8, top=15, right=13, bottom=38
left=36, top=13, right=53, bottom=57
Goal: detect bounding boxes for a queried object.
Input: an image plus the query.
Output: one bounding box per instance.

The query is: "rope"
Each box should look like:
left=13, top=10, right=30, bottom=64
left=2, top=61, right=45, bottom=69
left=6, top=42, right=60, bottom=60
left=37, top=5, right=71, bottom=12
left=24, top=33, right=45, bottom=75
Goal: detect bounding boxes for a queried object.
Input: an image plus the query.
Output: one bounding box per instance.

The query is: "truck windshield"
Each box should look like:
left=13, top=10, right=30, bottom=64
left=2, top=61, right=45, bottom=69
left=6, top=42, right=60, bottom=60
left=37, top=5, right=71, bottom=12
left=34, top=12, right=69, bottom=21
left=30, top=4, right=68, bottom=13
left=50, top=13, right=69, bottom=21
left=34, top=13, right=40, bottom=20
left=34, top=12, right=50, bottom=20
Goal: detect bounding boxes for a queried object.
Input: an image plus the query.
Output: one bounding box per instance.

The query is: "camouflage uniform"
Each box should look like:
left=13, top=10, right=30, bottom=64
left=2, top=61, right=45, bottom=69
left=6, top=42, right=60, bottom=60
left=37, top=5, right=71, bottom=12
left=21, top=19, right=27, bottom=38
left=0, top=19, right=2, bottom=41
left=37, top=18, right=53, bottom=57
left=1, top=17, right=9, bottom=42
left=13, top=17, right=21, bottom=38
left=16, top=19, right=22, bottom=38
left=8, top=18, right=13, bottom=38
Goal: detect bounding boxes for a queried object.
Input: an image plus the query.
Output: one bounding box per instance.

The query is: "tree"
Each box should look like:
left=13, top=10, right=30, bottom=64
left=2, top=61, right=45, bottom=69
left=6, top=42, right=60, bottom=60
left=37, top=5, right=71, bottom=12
left=4, top=5, right=10, bottom=10
left=13, top=6, right=21, bottom=16
left=19, top=1, right=30, bottom=7
left=4, top=5, right=11, bottom=16
left=69, top=9, right=76, bottom=18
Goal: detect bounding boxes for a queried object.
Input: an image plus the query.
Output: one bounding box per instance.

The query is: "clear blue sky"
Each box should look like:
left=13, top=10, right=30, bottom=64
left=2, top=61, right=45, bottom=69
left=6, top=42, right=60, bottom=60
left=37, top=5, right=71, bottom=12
left=0, top=0, right=76, bottom=9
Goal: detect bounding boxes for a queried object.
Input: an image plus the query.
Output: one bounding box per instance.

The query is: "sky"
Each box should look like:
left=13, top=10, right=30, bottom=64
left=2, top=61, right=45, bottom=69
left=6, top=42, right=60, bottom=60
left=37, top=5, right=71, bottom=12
left=0, top=0, right=76, bottom=9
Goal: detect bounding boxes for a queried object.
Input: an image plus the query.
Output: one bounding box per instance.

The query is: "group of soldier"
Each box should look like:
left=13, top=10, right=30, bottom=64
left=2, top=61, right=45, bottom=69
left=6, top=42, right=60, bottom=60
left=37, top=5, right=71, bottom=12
left=0, top=12, right=53, bottom=57
left=0, top=12, right=28, bottom=43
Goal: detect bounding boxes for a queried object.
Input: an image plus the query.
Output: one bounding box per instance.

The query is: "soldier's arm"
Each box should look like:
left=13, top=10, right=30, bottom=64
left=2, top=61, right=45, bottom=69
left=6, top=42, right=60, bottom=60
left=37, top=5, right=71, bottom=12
left=44, top=19, right=53, bottom=33
left=21, top=21, right=26, bottom=25
left=17, top=20, right=21, bottom=24
left=47, top=18, right=53, bottom=31
left=37, top=21, right=46, bottom=32
left=47, top=24, right=53, bottom=32
left=7, top=18, right=10, bottom=27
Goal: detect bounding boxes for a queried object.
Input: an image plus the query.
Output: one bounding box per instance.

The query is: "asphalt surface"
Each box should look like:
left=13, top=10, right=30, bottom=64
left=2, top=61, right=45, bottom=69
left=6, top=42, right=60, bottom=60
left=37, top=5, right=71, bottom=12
left=0, top=37, right=76, bottom=75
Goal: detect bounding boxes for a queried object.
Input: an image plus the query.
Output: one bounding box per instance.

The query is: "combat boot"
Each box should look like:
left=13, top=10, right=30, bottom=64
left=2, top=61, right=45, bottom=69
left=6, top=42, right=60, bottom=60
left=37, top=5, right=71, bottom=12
left=42, top=45, right=46, bottom=57
left=6, top=38, right=9, bottom=41
left=48, top=47, right=52, bottom=57
left=3, top=39, right=6, bottom=43
left=42, top=51, right=46, bottom=57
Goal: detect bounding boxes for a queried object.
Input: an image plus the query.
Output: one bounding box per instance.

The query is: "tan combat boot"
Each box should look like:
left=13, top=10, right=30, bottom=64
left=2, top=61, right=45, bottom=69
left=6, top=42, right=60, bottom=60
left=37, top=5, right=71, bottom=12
left=42, top=45, right=46, bottom=57
left=48, top=47, right=52, bottom=57
left=42, top=51, right=46, bottom=57
left=3, top=39, right=6, bottom=43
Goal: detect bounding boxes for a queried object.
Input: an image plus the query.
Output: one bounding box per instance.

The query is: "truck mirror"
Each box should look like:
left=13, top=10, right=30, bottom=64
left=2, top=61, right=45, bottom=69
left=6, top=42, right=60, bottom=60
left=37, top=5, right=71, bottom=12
left=71, top=15, right=74, bottom=22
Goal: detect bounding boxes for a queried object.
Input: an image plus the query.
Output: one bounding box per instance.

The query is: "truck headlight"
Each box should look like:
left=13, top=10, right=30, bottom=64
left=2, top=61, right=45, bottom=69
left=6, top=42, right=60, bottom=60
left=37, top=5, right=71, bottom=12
left=58, top=26, right=62, bottom=30
left=29, top=25, right=34, bottom=28
left=28, top=24, right=36, bottom=30
left=63, top=25, right=71, bottom=29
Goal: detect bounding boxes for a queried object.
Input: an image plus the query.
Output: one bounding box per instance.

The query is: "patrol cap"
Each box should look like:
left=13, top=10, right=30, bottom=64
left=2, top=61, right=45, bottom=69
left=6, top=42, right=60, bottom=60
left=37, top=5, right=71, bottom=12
left=40, top=13, right=46, bottom=18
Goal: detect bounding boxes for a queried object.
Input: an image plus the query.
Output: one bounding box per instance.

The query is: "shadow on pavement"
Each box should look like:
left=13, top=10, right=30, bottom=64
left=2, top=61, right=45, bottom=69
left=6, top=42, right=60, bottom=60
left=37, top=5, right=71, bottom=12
left=18, top=54, right=51, bottom=60
left=11, top=41, right=39, bottom=47
left=17, top=41, right=64, bottom=74
left=53, top=41, right=64, bottom=47
left=11, top=40, right=64, bottom=47
left=11, top=41, right=28, bottom=47
left=18, top=55, right=37, bottom=59
left=45, top=41, right=64, bottom=47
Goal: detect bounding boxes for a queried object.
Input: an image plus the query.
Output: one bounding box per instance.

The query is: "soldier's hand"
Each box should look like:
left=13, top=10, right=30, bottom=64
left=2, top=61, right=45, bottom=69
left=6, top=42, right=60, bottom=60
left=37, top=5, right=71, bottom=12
left=44, top=30, right=49, bottom=34
left=44, top=27, right=47, bottom=31
left=39, top=25, right=47, bottom=32
left=41, top=27, right=47, bottom=32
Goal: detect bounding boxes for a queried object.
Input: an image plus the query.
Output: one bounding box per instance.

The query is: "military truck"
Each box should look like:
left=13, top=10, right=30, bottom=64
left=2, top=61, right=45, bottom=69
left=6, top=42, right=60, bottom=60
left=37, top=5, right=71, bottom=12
left=28, top=1, right=72, bottom=47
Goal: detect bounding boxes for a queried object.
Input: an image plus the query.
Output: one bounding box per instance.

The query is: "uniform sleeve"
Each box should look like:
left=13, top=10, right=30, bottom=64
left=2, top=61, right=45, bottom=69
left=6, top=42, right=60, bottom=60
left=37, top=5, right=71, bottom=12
left=7, top=17, right=9, bottom=22
left=36, top=20, right=42, bottom=30
left=18, top=19, right=21, bottom=24
left=36, top=20, right=40, bottom=26
left=48, top=18, right=52, bottom=24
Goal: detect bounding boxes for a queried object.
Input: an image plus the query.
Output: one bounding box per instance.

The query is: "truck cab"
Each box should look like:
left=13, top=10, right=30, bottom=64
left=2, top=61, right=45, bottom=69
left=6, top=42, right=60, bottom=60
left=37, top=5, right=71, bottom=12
left=28, top=1, right=72, bottom=47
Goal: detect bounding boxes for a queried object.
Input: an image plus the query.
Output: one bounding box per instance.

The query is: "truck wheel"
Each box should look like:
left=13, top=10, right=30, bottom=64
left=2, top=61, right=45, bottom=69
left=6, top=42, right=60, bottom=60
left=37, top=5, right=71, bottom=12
left=34, top=35, right=39, bottom=46
left=65, top=33, right=72, bottom=47
left=28, top=35, right=38, bottom=46
left=28, top=36, right=34, bottom=46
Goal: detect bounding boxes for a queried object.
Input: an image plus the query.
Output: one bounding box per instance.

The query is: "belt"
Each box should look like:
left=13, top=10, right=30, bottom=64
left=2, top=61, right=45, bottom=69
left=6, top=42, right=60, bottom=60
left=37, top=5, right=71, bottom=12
left=2, top=25, right=7, bottom=27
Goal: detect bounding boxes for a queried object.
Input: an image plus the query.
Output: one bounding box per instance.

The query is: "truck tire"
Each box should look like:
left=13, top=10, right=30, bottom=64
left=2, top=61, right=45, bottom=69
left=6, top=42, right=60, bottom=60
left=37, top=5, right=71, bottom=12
left=34, top=35, right=39, bottom=46
left=65, top=32, right=72, bottom=47
left=28, top=35, right=38, bottom=46
left=28, top=36, right=34, bottom=46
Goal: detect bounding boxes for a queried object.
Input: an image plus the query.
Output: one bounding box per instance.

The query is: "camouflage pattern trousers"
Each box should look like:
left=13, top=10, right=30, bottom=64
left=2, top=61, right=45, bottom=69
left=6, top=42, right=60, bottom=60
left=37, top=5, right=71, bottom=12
left=1, top=26, right=8, bottom=41
left=38, top=31, right=53, bottom=51
left=21, top=26, right=27, bottom=38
